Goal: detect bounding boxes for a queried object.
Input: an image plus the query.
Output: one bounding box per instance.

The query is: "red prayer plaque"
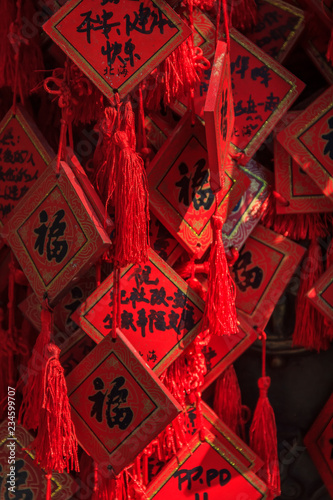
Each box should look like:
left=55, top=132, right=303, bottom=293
left=222, top=160, right=270, bottom=255
left=305, top=31, right=333, bottom=86
left=1, top=160, right=111, bottom=306
left=307, top=263, right=333, bottom=323
left=0, top=105, right=54, bottom=226
left=230, top=224, right=306, bottom=329
left=229, top=27, right=305, bottom=162
left=204, top=41, right=234, bottom=193
left=184, top=401, right=263, bottom=472
left=241, top=0, right=305, bottom=62
left=304, top=393, right=333, bottom=498
left=60, top=328, right=96, bottom=376
left=145, top=429, right=268, bottom=499
left=201, top=311, right=258, bottom=391
left=73, top=248, right=204, bottom=375
left=0, top=421, right=77, bottom=499
left=147, top=113, right=250, bottom=258
left=274, top=115, right=333, bottom=213
left=150, top=213, right=184, bottom=266
left=66, top=329, right=181, bottom=474
left=277, top=86, right=333, bottom=201
left=19, top=266, right=97, bottom=339
left=43, top=0, right=192, bottom=100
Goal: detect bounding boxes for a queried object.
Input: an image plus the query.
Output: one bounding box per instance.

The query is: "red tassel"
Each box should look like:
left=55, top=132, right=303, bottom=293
left=326, top=28, right=333, bottom=64
left=112, top=130, right=150, bottom=267
left=203, top=215, right=238, bottom=335
left=19, top=303, right=53, bottom=430
left=250, top=332, right=280, bottom=499
left=213, top=364, right=244, bottom=437
left=293, top=239, right=330, bottom=351
left=230, top=0, right=257, bottom=31
left=29, top=342, right=79, bottom=473
left=46, top=474, right=52, bottom=500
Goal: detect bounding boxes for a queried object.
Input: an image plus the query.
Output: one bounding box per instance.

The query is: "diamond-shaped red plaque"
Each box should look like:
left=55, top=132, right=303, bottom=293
left=304, top=393, right=333, bottom=498
left=43, top=0, right=192, bottom=99
left=145, top=429, right=268, bottom=499
left=1, top=160, right=111, bottom=306
left=147, top=113, right=250, bottom=258
left=73, top=248, right=204, bottom=375
left=307, top=263, right=333, bottom=323
left=66, top=329, right=181, bottom=474
left=230, top=224, right=306, bottom=329
left=0, top=105, right=54, bottom=227
left=0, top=422, right=77, bottom=499
left=277, top=86, right=333, bottom=201
left=274, top=112, right=333, bottom=214
left=201, top=312, right=258, bottom=391
left=184, top=401, right=263, bottom=472
left=204, top=41, right=234, bottom=193
left=229, top=28, right=304, bottom=162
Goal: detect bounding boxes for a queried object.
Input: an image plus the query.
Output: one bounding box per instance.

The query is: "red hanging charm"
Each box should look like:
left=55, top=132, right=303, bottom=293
left=213, top=364, right=244, bottom=438
left=29, top=342, right=79, bottom=474
left=203, top=215, right=238, bottom=336
left=249, top=332, right=280, bottom=500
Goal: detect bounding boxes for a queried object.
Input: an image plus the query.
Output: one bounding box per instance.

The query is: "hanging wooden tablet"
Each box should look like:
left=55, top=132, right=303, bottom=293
left=72, top=248, right=204, bottom=375
left=230, top=224, right=306, bottom=329
left=229, top=27, right=305, bottom=163
left=307, top=263, right=333, bottom=323
left=277, top=86, right=333, bottom=201
left=241, top=0, right=305, bottom=62
left=0, top=105, right=54, bottom=227
left=1, top=159, right=111, bottom=306
left=0, top=421, right=77, bottom=500
left=147, top=113, right=250, bottom=258
left=43, top=0, right=192, bottom=99
left=145, top=429, right=268, bottom=499
left=66, top=329, right=181, bottom=474
left=204, top=41, right=234, bottom=193
left=304, top=393, right=333, bottom=499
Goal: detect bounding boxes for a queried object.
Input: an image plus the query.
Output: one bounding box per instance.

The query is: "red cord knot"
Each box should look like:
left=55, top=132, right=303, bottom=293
left=113, top=130, right=133, bottom=151
left=212, top=214, right=223, bottom=233
left=227, top=246, right=239, bottom=266
left=258, top=376, right=271, bottom=396
left=44, top=342, right=61, bottom=360
left=273, top=190, right=290, bottom=206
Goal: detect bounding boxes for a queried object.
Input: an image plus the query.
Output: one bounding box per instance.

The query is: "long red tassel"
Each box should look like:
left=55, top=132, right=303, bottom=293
left=18, top=302, right=53, bottom=430
left=203, top=215, right=238, bottom=335
left=249, top=332, right=280, bottom=500
left=293, top=239, right=330, bottom=351
left=112, top=130, right=150, bottom=267
left=213, top=364, right=244, bottom=437
left=29, top=342, right=79, bottom=474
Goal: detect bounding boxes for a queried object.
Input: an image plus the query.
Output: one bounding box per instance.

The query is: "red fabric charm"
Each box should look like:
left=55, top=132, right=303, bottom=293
left=203, top=215, right=238, bottom=335
left=29, top=343, right=79, bottom=474
left=213, top=364, right=244, bottom=438
left=249, top=332, right=280, bottom=500
left=19, top=304, right=53, bottom=431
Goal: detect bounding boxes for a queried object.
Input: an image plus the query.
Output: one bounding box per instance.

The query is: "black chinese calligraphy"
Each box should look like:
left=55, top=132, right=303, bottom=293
left=322, top=116, right=333, bottom=161
left=33, top=209, right=68, bottom=263
left=176, top=159, right=215, bottom=211
left=64, top=286, right=83, bottom=333
left=174, top=466, right=231, bottom=492
left=75, top=2, right=175, bottom=77
left=0, top=127, right=38, bottom=219
left=88, top=375, right=133, bottom=430
left=233, top=246, right=263, bottom=292
left=202, top=345, right=217, bottom=371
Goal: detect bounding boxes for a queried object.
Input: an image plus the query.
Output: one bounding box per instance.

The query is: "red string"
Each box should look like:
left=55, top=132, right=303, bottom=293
left=258, top=329, right=267, bottom=378
left=222, top=0, right=231, bottom=53
left=11, top=0, right=22, bottom=113
left=112, top=268, right=120, bottom=340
